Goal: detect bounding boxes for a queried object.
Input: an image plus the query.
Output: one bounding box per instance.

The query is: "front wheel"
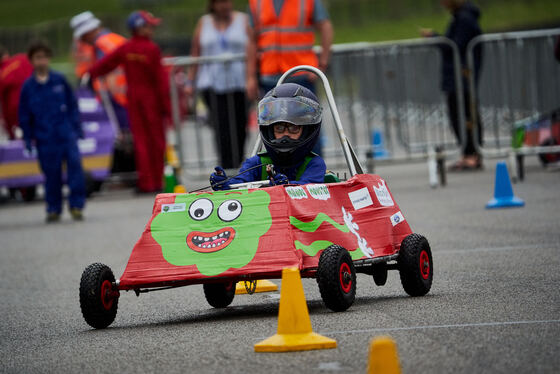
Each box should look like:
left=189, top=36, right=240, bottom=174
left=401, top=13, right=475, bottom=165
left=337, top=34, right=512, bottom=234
left=398, top=233, right=433, bottom=297
left=316, top=245, right=356, bottom=312
left=79, top=263, right=119, bottom=329
left=203, top=282, right=236, bottom=308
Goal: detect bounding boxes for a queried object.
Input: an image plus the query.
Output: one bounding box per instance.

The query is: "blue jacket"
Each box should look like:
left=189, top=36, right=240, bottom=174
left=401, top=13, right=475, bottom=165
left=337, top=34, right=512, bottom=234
left=19, top=70, right=82, bottom=148
left=441, top=1, right=482, bottom=93
left=227, top=153, right=327, bottom=186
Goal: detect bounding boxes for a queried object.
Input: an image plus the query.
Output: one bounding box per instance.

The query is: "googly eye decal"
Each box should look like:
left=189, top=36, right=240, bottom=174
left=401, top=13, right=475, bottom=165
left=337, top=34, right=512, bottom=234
left=189, top=198, right=213, bottom=221
left=217, top=200, right=242, bottom=222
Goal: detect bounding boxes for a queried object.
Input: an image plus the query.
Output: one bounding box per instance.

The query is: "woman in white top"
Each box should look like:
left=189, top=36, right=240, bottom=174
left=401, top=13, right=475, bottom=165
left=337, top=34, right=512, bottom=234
left=185, top=0, right=249, bottom=168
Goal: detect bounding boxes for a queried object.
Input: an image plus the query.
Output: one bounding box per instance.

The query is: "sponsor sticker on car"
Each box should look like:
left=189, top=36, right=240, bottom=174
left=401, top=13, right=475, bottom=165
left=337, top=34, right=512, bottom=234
left=286, top=186, right=308, bottom=200
left=373, top=180, right=394, bottom=207
left=306, top=184, right=330, bottom=200
left=161, top=203, right=186, bottom=213
left=348, top=187, right=374, bottom=210
left=390, top=211, right=405, bottom=226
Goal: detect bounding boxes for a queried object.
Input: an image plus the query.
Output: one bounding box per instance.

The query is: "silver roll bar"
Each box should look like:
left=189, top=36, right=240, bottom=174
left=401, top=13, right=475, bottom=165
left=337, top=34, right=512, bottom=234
left=251, top=65, right=364, bottom=177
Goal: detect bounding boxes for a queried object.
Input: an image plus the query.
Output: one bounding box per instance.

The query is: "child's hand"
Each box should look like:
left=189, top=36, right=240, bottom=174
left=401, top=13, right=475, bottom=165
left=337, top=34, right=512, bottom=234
left=210, top=166, right=229, bottom=190
left=271, top=173, right=289, bottom=186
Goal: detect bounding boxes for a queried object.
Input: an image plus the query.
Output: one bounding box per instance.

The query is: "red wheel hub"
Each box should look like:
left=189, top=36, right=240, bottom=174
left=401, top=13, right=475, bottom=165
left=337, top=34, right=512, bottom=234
left=419, top=250, right=430, bottom=280
left=100, top=280, right=115, bottom=310
left=339, top=262, right=352, bottom=293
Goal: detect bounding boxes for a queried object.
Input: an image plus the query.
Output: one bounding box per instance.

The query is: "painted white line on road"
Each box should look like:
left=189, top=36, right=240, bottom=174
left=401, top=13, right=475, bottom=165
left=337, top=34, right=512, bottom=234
left=321, top=319, right=560, bottom=336
left=437, top=244, right=555, bottom=254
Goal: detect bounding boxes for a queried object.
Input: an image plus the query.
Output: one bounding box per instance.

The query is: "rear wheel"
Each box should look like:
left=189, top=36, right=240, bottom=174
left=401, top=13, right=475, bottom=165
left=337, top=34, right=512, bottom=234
left=203, top=282, right=236, bottom=308
left=316, top=245, right=356, bottom=312
left=79, top=263, right=119, bottom=329
left=398, top=233, right=433, bottom=296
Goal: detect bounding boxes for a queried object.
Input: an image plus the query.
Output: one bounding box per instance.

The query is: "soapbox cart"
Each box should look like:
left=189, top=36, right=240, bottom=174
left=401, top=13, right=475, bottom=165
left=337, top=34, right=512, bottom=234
left=79, top=66, right=433, bottom=329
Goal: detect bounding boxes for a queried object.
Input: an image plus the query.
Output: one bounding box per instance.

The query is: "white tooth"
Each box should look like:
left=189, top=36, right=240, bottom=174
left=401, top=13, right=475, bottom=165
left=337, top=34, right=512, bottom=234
left=204, top=237, right=209, bottom=242
left=225, top=231, right=229, bottom=235
left=212, top=236, right=217, bottom=240
left=212, top=244, right=216, bottom=248
left=219, top=233, right=223, bottom=237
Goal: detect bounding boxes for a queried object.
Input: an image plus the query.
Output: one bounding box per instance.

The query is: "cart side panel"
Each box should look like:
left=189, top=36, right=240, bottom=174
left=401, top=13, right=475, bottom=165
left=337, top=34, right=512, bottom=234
left=118, top=188, right=301, bottom=288
left=288, top=174, right=413, bottom=269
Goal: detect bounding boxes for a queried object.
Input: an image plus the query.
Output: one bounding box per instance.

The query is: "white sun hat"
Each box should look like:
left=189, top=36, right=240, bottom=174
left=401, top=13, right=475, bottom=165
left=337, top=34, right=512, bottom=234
left=70, top=11, right=101, bottom=40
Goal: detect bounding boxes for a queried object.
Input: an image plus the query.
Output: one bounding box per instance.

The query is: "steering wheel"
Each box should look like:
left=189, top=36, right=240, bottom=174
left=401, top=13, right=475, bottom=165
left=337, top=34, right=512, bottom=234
left=229, top=180, right=271, bottom=190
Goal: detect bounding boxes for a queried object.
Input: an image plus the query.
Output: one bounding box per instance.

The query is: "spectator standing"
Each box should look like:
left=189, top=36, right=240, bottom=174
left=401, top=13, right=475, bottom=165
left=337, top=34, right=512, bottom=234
left=71, top=40, right=95, bottom=80
left=18, top=41, right=86, bottom=222
left=421, top=0, right=483, bottom=170
left=87, top=11, right=170, bottom=193
left=0, top=46, right=33, bottom=139
left=70, top=11, right=129, bottom=131
left=246, top=0, right=334, bottom=99
left=185, top=0, right=249, bottom=168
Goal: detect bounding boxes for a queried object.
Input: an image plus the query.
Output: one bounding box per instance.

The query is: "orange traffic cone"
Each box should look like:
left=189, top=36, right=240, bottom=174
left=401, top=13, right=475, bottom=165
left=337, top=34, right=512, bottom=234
left=367, top=336, right=402, bottom=374
left=254, top=267, right=337, bottom=352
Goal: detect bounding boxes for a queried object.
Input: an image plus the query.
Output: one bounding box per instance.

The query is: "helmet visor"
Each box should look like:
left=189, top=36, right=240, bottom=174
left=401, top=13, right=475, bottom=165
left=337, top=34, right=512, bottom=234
left=258, top=96, right=322, bottom=127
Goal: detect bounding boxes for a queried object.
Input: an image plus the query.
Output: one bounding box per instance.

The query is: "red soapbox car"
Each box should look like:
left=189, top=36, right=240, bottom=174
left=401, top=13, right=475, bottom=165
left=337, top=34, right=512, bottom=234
left=79, top=66, right=433, bottom=329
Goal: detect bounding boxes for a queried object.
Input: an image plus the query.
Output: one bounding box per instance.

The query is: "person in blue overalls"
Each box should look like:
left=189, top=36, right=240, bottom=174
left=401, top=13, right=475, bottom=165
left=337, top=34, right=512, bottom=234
left=210, top=83, right=326, bottom=189
left=19, top=40, right=86, bottom=222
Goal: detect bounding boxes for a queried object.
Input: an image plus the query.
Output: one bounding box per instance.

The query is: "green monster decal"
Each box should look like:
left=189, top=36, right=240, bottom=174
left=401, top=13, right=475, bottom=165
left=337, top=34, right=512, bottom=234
left=290, top=208, right=371, bottom=260
left=151, top=190, right=272, bottom=276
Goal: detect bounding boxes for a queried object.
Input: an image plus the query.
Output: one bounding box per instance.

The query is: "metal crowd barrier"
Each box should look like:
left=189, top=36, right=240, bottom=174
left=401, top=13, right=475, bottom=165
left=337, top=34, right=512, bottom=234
left=163, top=37, right=466, bottom=184
left=164, top=53, right=248, bottom=178
left=322, top=37, right=465, bottom=177
left=466, top=28, right=560, bottom=179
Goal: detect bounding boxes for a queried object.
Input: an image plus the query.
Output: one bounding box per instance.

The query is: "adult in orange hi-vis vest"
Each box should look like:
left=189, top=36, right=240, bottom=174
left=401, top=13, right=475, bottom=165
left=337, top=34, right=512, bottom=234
left=247, top=0, right=333, bottom=155
left=246, top=0, right=333, bottom=99
left=71, top=40, right=95, bottom=80
left=70, top=11, right=129, bottom=131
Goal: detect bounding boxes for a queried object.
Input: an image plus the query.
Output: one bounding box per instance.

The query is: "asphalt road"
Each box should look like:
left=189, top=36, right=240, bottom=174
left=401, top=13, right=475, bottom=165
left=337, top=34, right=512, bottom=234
left=1, top=158, right=559, bottom=374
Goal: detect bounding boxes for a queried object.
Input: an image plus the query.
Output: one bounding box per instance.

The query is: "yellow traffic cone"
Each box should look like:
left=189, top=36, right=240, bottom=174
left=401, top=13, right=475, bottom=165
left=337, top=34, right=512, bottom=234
left=235, top=279, right=278, bottom=295
left=173, top=185, right=187, bottom=193
left=254, top=267, right=337, bottom=352
left=367, top=336, right=401, bottom=374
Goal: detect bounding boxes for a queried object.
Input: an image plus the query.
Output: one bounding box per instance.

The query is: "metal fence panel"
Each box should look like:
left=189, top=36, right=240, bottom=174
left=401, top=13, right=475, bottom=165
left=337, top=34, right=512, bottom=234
left=165, top=38, right=466, bottom=179
left=467, top=28, right=560, bottom=158
left=322, top=37, right=466, bottom=168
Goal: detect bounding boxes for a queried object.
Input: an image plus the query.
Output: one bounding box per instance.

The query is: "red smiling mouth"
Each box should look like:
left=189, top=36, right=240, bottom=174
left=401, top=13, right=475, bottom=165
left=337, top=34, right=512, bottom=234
left=186, top=227, right=235, bottom=253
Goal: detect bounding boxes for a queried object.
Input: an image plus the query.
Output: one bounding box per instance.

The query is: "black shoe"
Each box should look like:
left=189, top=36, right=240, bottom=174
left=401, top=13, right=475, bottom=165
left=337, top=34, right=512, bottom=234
left=70, top=208, right=84, bottom=221
left=46, top=212, right=61, bottom=223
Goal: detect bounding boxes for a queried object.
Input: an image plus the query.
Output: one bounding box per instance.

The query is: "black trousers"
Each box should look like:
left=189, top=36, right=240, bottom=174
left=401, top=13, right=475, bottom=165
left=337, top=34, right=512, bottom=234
left=202, top=90, right=248, bottom=168
left=446, top=90, right=483, bottom=156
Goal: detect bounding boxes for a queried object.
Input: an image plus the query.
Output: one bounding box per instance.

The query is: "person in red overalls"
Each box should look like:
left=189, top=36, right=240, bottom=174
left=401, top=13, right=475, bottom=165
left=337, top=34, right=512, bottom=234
left=0, top=47, right=33, bottom=139
left=87, top=10, right=169, bottom=193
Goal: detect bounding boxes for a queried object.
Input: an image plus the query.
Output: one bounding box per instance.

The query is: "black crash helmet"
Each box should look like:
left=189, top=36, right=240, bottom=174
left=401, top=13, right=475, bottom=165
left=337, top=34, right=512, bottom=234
left=257, top=83, right=322, bottom=168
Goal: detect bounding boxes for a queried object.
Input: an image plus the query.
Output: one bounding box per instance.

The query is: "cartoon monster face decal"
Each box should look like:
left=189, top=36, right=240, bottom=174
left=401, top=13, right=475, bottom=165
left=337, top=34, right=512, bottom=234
left=151, top=190, right=272, bottom=276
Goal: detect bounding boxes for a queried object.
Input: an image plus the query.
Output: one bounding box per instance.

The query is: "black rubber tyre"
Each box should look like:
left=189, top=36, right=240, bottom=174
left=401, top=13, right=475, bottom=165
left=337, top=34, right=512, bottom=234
left=398, top=233, right=433, bottom=297
left=316, top=245, right=356, bottom=312
left=203, top=282, right=236, bottom=308
left=20, top=186, right=37, bottom=202
left=79, top=263, right=119, bottom=329
left=372, top=262, right=388, bottom=286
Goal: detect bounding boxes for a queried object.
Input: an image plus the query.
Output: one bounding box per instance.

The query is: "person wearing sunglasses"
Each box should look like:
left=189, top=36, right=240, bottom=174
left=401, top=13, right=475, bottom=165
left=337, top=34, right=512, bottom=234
left=210, top=83, right=326, bottom=190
